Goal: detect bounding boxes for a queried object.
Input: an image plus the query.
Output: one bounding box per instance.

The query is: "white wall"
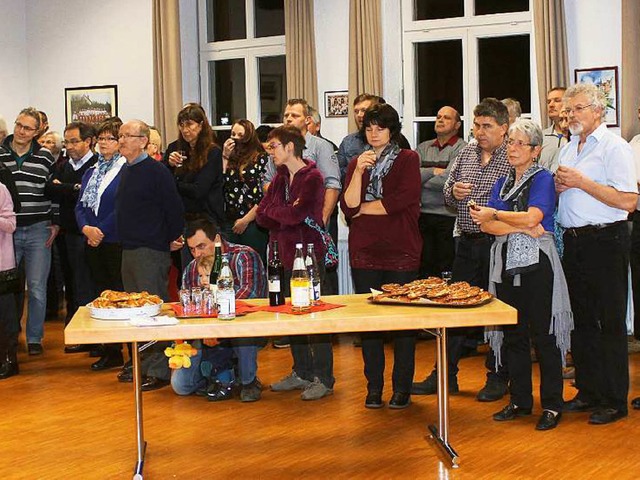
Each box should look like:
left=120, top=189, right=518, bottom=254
left=0, top=1, right=29, bottom=123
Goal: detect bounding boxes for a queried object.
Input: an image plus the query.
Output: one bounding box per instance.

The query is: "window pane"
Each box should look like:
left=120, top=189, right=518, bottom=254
left=255, top=0, right=285, bottom=37
left=475, top=0, right=528, bottom=16
left=209, top=59, right=246, bottom=126
left=415, top=121, right=465, bottom=146
left=415, top=0, right=464, bottom=20
left=415, top=40, right=463, bottom=117
left=206, top=0, right=246, bottom=42
left=478, top=35, right=530, bottom=113
left=258, top=56, right=287, bottom=123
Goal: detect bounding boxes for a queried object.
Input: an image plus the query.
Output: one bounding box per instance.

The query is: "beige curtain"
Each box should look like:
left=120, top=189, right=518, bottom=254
left=152, top=0, right=183, bottom=149
left=348, top=0, right=383, bottom=132
left=533, top=0, right=569, bottom=128
left=621, top=0, right=640, bottom=140
left=284, top=0, right=318, bottom=108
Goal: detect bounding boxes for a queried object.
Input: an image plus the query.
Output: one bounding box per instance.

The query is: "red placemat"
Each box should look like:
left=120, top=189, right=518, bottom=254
left=170, top=301, right=261, bottom=318
left=256, top=300, right=345, bottom=315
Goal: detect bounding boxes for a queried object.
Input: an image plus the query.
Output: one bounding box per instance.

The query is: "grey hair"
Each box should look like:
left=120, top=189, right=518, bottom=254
left=18, top=107, right=41, bottom=130
left=129, top=119, right=151, bottom=140
left=508, top=119, right=543, bottom=147
left=501, top=98, right=522, bottom=119
left=41, top=131, right=63, bottom=153
left=0, top=115, right=7, bottom=134
left=564, top=83, right=607, bottom=121
left=308, top=106, right=321, bottom=125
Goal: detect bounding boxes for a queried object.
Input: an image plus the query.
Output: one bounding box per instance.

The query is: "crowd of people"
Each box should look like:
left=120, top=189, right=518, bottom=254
left=1, top=82, right=640, bottom=429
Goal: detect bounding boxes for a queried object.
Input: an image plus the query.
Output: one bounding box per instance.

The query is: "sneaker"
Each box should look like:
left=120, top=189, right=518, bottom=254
left=271, top=371, right=311, bottom=391
left=272, top=337, right=290, bottom=349
left=300, top=377, right=333, bottom=401
left=27, top=343, right=43, bottom=356
left=411, top=373, right=459, bottom=395
left=240, top=378, right=262, bottom=402
left=476, top=379, right=508, bottom=402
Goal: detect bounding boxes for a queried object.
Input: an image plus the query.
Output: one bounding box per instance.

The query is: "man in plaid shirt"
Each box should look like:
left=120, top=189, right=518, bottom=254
left=413, top=98, right=512, bottom=401
left=173, top=217, right=267, bottom=402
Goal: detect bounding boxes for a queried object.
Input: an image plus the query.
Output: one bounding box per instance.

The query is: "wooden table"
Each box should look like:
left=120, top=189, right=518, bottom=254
left=65, top=294, right=516, bottom=478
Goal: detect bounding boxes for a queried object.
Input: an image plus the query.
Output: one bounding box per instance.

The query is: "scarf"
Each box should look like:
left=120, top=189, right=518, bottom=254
left=485, top=233, right=574, bottom=369
left=498, top=164, right=545, bottom=276
left=364, top=142, right=400, bottom=201
left=80, top=153, right=120, bottom=212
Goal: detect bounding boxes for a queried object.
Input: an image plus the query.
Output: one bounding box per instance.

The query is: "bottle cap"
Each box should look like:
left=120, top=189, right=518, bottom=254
left=295, top=243, right=303, bottom=248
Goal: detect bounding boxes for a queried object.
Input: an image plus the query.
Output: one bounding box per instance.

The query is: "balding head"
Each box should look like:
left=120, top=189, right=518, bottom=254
left=119, top=120, right=150, bottom=163
left=434, top=106, right=461, bottom=139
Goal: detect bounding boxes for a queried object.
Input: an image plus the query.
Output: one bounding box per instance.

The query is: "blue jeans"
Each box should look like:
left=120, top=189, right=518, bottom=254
left=14, top=221, right=52, bottom=344
left=231, top=339, right=259, bottom=385
left=171, top=344, right=234, bottom=395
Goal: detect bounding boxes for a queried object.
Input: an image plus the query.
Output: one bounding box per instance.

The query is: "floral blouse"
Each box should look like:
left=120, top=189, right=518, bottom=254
left=223, top=152, right=269, bottom=222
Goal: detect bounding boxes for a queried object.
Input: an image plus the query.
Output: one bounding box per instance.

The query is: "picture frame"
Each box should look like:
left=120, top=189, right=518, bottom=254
left=65, top=85, right=118, bottom=125
left=574, top=66, right=619, bottom=127
left=325, top=90, right=349, bottom=118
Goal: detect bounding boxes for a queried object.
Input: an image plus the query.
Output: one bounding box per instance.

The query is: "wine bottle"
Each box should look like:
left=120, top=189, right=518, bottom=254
left=290, top=243, right=310, bottom=311
left=210, top=241, right=223, bottom=284
left=268, top=241, right=285, bottom=306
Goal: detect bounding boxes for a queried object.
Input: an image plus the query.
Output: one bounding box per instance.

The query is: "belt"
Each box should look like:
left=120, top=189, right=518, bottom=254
left=564, top=220, right=625, bottom=237
left=460, top=232, right=494, bottom=241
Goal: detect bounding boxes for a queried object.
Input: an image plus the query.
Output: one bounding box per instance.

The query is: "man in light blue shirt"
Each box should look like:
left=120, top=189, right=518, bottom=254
left=555, top=83, right=637, bottom=425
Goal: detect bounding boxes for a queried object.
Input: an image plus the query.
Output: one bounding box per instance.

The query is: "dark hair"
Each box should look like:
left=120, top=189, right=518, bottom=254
left=229, top=119, right=265, bottom=179
left=176, top=103, right=217, bottom=173
left=474, top=98, right=509, bottom=127
left=353, top=94, right=386, bottom=106
left=95, top=117, right=123, bottom=138
left=256, top=125, right=274, bottom=143
left=359, top=103, right=402, bottom=143
left=548, top=86, right=567, bottom=94
left=64, top=121, right=95, bottom=141
left=285, top=99, right=310, bottom=117
left=268, top=125, right=306, bottom=157
left=185, top=216, right=219, bottom=242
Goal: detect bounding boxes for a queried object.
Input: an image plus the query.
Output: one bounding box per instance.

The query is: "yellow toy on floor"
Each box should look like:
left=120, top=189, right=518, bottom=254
left=165, top=341, right=197, bottom=369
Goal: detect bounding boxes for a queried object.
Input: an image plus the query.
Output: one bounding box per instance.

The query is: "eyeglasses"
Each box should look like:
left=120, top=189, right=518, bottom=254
left=62, top=139, right=84, bottom=146
left=565, top=104, right=593, bottom=115
left=506, top=139, right=535, bottom=148
left=267, top=142, right=282, bottom=150
left=14, top=121, right=37, bottom=133
left=118, top=134, right=146, bottom=140
left=97, top=136, right=117, bottom=142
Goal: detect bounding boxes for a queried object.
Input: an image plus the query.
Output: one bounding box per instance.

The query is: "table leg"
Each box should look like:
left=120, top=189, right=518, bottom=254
left=428, top=327, right=460, bottom=468
left=132, top=341, right=147, bottom=480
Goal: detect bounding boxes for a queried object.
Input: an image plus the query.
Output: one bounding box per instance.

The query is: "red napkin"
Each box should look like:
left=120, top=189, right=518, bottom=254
left=170, top=300, right=261, bottom=318
left=256, top=300, right=345, bottom=315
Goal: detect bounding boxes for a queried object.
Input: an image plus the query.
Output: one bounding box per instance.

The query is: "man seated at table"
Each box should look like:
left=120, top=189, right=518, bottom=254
left=171, top=217, right=267, bottom=402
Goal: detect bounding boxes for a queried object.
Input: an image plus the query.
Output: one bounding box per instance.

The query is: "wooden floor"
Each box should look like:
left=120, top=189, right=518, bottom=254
left=1, top=318, right=639, bottom=480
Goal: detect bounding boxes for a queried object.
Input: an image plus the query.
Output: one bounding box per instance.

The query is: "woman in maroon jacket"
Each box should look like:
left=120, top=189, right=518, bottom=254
left=341, top=103, right=422, bottom=409
left=256, top=125, right=334, bottom=401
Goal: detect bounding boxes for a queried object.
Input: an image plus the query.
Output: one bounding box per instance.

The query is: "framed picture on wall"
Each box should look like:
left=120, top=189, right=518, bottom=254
left=65, top=85, right=118, bottom=125
left=325, top=90, right=349, bottom=118
left=574, top=66, right=619, bottom=127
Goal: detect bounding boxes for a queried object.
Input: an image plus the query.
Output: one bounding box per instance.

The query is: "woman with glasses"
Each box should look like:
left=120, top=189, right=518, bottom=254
left=469, top=119, right=572, bottom=431
left=341, top=103, right=422, bottom=410
left=221, top=119, right=269, bottom=264
left=75, top=117, right=127, bottom=372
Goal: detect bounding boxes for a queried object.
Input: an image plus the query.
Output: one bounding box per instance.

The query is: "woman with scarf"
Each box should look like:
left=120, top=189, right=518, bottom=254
left=221, top=119, right=269, bottom=265
left=341, top=103, right=422, bottom=410
left=469, top=119, right=572, bottom=431
left=75, top=118, right=127, bottom=371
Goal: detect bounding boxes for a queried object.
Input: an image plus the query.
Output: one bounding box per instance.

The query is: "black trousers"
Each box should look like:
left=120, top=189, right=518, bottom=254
left=352, top=268, right=417, bottom=394
left=496, top=252, right=563, bottom=412
left=418, top=213, right=455, bottom=278
left=563, top=222, right=629, bottom=412
left=630, top=214, right=640, bottom=339
left=443, top=236, right=508, bottom=382
left=0, top=293, right=19, bottom=355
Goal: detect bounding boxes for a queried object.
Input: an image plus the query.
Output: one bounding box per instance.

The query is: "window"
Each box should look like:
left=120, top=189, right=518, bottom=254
left=199, top=0, right=286, bottom=130
left=403, top=0, right=534, bottom=145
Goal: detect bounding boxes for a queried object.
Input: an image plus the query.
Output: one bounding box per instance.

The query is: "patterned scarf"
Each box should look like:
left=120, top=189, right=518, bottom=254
left=80, top=153, right=121, bottom=212
left=364, top=142, right=400, bottom=201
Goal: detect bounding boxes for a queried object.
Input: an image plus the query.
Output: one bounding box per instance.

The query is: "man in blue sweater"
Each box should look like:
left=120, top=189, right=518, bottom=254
left=116, top=119, right=184, bottom=391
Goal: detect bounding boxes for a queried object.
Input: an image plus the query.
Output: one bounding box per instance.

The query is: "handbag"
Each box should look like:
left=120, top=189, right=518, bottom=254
left=304, top=217, right=339, bottom=269
left=0, top=268, right=20, bottom=295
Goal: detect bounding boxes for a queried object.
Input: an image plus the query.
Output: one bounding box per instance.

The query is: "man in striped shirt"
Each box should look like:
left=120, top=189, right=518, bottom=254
left=0, top=108, right=58, bottom=355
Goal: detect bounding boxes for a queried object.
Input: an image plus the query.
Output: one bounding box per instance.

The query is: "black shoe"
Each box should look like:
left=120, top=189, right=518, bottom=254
left=477, top=380, right=508, bottom=402
left=117, top=362, right=133, bottom=383
left=91, top=352, right=124, bottom=371
left=536, top=410, right=561, bottom=430
left=0, top=353, right=19, bottom=380
left=89, top=345, right=105, bottom=358
left=64, top=344, right=92, bottom=354
left=588, top=408, right=627, bottom=425
left=564, top=397, right=595, bottom=412
left=240, top=378, right=262, bottom=402
left=141, top=376, right=170, bottom=392
left=493, top=403, right=532, bottom=421
left=27, top=343, right=43, bottom=356
left=207, top=382, right=235, bottom=402
left=365, top=392, right=384, bottom=409
left=389, top=392, right=411, bottom=409
left=411, top=373, right=459, bottom=395
left=272, top=337, right=290, bottom=349
left=632, top=397, right=640, bottom=410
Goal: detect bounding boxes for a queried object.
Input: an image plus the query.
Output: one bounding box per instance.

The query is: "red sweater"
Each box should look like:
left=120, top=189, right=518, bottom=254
left=256, top=160, right=326, bottom=270
left=341, top=149, right=422, bottom=271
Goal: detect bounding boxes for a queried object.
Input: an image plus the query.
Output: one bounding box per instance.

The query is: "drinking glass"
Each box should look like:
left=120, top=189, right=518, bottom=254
left=179, top=288, right=191, bottom=314
left=191, top=287, right=203, bottom=314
